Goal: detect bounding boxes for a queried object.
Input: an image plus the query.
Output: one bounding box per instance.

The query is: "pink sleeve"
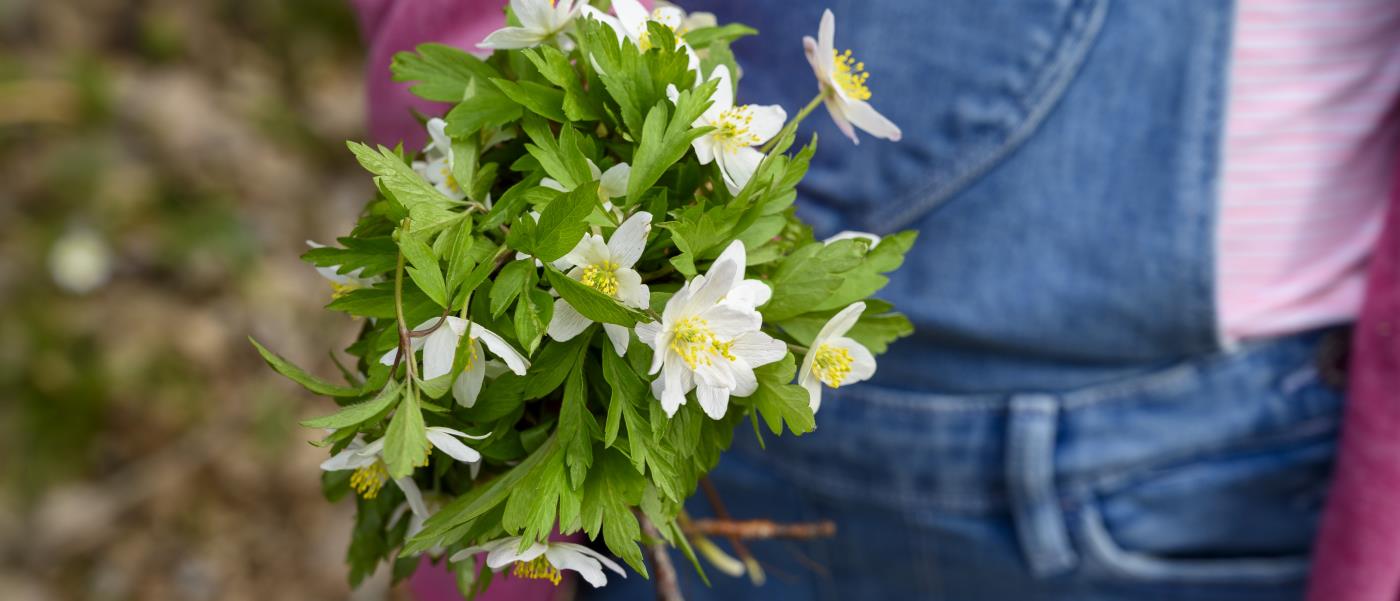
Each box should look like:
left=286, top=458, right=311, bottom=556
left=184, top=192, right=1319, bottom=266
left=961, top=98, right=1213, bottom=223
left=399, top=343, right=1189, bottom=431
left=1306, top=158, right=1400, bottom=601
left=350, top=0, right=507, bottom=149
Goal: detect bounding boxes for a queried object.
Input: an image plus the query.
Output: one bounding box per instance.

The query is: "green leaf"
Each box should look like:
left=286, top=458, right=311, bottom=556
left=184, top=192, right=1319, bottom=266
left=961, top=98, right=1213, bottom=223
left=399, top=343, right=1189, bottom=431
left=749, top=353, right=815, bottom=436
left=514, top=288, right=550, bottom=355
left=529, top=182, right=597, bottom=263
left=501, top=443, right=569, bottom=544
left=523, top=46, right=603, bottom=122
left=544, top=266, right=645, bottom=327
left=382, top=390, right=429, bottom=478
left=400, top=230, right=449, bottom=308
left=811, top=230, right=918, bottom=312
left=522, top=335, right=590, bottom=400
left=391, top=43, right=499, bottom=102
left=761, top=239, right=868, bottom=321
left=250, top=337, right=363, bottom=397
left=491, top=78, right=567, bottom=123
left=779, top=308, right=914, bottom=355
left=626, top=79, right=719, bottom=205
left=559, top=351, right=597, bottom=488
left=581, top=449, right=647, bottom=574
left=490, top=259, right=535, bottom=318
left=521, top=116, right=594, bottom=190
left=301, top=236, right=399, bottom=277
left=300, top=379, right=402, bottom=429
left=683, top=24, right=758, bottom=49
left=348, top=142, right=460, bottom=233
left=445, top=78, right=523, bottom=137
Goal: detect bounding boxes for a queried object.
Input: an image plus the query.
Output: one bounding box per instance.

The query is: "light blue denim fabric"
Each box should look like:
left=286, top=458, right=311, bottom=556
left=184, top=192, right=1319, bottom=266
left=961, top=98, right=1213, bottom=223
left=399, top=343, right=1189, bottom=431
left=584, top=1, right=1347, bottom=599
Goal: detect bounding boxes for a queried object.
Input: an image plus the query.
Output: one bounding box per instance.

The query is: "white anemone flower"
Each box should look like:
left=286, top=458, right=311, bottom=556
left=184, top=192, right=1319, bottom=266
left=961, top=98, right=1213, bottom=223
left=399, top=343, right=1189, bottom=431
left=306, top=240, right=378, bottom=298
left=548, top=211, right=652, bottom=355
left=321, top=427, right=486, bottom=505
left=803, top=10, right=902, bottom=144
left=798, top=302, right=877, bottom=412
left=449, top=535, right=626, bottom=588
left=478, top=0, right=586, bottom=50
left=541, top=158, right=630, bottom=216
left=379, top=318, right=530, bottom=408
left=411, top=118, right=467, bottom=200
left=668, top=65, right=786, bottom=194
left=634, top=240, right=787, bottom=419
left=584, top=0, right=700, bottom=73
left=822, top=230, right=881, bottom=248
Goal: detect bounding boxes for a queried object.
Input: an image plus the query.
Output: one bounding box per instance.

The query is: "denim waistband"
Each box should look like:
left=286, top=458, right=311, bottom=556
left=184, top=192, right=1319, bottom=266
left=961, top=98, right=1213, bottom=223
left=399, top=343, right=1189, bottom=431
left=737, top=327, right=1344, bottom=517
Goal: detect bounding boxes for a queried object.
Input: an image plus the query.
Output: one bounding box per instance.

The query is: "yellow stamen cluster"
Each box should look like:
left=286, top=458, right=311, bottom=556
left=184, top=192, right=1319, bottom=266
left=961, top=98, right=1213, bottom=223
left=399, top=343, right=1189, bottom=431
left=811, top=343, right=854, bottom=387
left=670, top=317, right=736, bottom=369
left=581, top=261, right=621, bottom=297
left=511, top=555, right=563, bottom=585
left=350, top=462, right=389, bottom=499
left=714, top=106, right=763, bottom=151
left=439, top=166, right=462, bottom=194
left=831, top=49, right=872, bottom=101
left=329, top=280, right=361, bottom=299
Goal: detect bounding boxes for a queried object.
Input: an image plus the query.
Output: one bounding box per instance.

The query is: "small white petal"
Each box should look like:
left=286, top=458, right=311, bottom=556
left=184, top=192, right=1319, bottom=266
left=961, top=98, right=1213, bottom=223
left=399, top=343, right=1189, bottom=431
left=803, top=377, right=824, bottom=413
left=816, top=302, right=866, bottom=342
left=478, top=27, right=548, bottom=50
left=823, top=231, right=881, bottom=247
left=634, top=320, right=662, bottom=348
left=395, top=477, right=430, bottom=519
left=541, top=177, right=570, bottom=193
left=699, top=304, right=761, bottom=339
left=746, top=104, right=787, bottom=145
left=706, top=65, right=735, bottom=116
left=599, top=163, right=631, bottom=199
left=842, top=99, right=902, bottom=142
left=607, top=211, right=651, bottom=267
left=603, top=323, right=631, bottom=356
left=421, top=326, right=462, bottom=381
left=611, top=0, right=650, bottom=40
left=614, top=269, right=649, bottom=308
left=452, top=341, right=487, bottom=407
left=817, top=10, right=836, bottom=73
left=725, top=279, right=771, bottom=310
left=659, top=359, right=689, bottom=415
left=487, top=540, right=547, bottom=569
left=426, top=428, right=482, bottom=463
left=823, top=97, right=860, bottom=144
left=716, top=146, right=764, bottom=194
left=731, top=331, right=787, bottom=369
left=695, top=384, right=730, bottom=419
left=472, top=326, right=531, bottom=375
left=548, top=298, right=594, bottom=341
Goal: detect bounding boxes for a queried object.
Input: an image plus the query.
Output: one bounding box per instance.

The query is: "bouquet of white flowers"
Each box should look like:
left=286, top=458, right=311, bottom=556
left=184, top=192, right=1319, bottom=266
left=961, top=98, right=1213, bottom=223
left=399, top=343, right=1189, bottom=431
left=254, top=1, right=913, bottom=596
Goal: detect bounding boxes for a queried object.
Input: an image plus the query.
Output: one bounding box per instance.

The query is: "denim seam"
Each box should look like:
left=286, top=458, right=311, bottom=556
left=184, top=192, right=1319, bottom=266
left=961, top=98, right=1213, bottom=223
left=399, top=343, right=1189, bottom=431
left=1007, top=395, right=1078, bottom=577
left=871, top=0, right=1110, bottom=232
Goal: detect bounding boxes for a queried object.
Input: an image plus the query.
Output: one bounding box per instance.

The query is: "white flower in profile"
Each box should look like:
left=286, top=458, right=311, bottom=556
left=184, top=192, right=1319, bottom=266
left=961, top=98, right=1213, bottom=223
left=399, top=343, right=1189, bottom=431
left=541, top=158, right=630, bottom=216
left=321, top=427, right=487, bottom=504
left=478, top=0, right=586, bottom=50
left=305, top=241, right=378, bottom=299
left=379, top=318, right=531, bottom=407
left=797, top=302, right=877, bottom=412
left=668, top=65, right=786, bottom=194
left=584, top=0, right=700, bottom=73
left=822, top=230, right=881, bottom=248
left=635, top=240, right=787, bottom=419
left=449, top=535, right=627, bottom=588
left=548, top=211, right=653, bottom=355
left=411, top=118, right=467, bottom=200
left=803, top=10, right=901, bottom=144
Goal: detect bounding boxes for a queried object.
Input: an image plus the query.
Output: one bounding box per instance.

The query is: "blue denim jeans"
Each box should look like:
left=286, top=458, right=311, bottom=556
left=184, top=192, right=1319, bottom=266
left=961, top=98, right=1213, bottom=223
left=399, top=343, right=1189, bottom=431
left=589, top=329, right=1342, bottom=600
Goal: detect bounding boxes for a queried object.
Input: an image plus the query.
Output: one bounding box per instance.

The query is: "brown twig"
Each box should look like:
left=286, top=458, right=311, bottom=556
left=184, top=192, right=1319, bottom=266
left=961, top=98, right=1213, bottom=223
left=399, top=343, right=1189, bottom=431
left=637, top=511, right=684, bottom=601
left=683, top=519, right=837, bottom=540
left=699, top=477, right=761, bottom=580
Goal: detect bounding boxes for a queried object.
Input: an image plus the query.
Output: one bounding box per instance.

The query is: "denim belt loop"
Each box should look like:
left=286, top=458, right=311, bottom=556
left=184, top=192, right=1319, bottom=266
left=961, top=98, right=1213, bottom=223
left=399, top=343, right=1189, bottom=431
left=1006, top=393, right=1078, bottom=577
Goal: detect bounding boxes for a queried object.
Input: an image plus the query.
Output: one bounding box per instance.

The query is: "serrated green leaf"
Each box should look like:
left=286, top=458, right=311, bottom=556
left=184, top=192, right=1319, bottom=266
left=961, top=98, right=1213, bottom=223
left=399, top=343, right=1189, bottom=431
left=811, top=230, right=918, bottom=312
left=250, top=337, right=363, bottom=397
left=683, top=23, right=758, bottom=49
left=300, top=379, right=402, bottom=429
left=490, top=259, right=534, bottom=318
left=626, top=79, right=718, bottom=205
left=445, top=78, right=523, bottom=137
left=348, top=142, right=460, bottom=233
left=749, top=353, right=815, bottom=436
left=392, top=43, right=499, bottom=102
left=400, top=231, right=448, bottom=308
left=491, top=78, right=567, bottom=122
left=383, top=390, right=429, bottom=478
left=301, top=236, right=399, bottom=277
left=559, top=351, right=596, bottom=488
left=529, top=182, right=597, bottom=263
left=761, top=239, right=867, bottom=321
left=544, top=266, right=645, bottom=327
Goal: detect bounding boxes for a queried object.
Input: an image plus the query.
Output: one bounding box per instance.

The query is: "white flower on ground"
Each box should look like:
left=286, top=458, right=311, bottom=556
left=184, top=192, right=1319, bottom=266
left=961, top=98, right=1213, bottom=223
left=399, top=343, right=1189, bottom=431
left=449, top=536, right=626, bottom=588
left=48, top=226, right=112, bottom=295
left=584, top=0, right=700, bottom=73
left=306, top=241, right=378, bottom=298
left=803, top=10, right=902, bottom=144
left=540, top=158, right=630, bottom=216
left=822, top=230, right=881, bottom=247
left=321, top=427, right=487, bottom=504
left=478, top=0, right=586, bottom=50
left=411, top=118, right=467, bottom=200
left=548, top=211, right=653, bottom=355
left=379, top=318, right=531, bottom=407
left=798, top=302, right=877, bottom=412
left=634, top=240, right=787, bottom=419
left=668, top=65, right=785, bottom=194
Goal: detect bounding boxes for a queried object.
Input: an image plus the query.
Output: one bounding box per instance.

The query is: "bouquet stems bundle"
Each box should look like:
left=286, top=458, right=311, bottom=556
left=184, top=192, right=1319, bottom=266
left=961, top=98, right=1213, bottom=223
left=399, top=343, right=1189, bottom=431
left=255, top=1, right=914, bottom=595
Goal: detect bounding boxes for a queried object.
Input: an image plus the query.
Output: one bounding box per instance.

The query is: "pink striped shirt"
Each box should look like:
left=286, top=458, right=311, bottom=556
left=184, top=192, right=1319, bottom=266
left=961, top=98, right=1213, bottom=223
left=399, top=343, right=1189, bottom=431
left=1217, top=0, right=1400, bottom=341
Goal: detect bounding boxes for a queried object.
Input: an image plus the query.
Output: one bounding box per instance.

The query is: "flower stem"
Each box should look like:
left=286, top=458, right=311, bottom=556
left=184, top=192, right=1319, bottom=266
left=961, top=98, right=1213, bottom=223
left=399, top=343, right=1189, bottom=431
left=760, top=92, right=825, bottom=154
left=393, top=250, right=417, bottom=380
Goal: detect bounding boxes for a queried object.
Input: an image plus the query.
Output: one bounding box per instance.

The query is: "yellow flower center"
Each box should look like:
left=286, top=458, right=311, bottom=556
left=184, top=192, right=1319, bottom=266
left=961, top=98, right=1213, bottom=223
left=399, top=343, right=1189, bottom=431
left=439, top=166, right=462, bottom=194
left=811, top=343, right=854, bottom=387
left=670, top=317, right=737, bottom=369
left=831, top=49, right=872, bottom=101
left=511, top=555, right=563, bottom=585
left=350, top=461, right=389, bottom=499
left=714, top=106, right=763, bottom=151
left=330, top=280, right=361, bottom=299
left=581, top=261, right=621, bottom=297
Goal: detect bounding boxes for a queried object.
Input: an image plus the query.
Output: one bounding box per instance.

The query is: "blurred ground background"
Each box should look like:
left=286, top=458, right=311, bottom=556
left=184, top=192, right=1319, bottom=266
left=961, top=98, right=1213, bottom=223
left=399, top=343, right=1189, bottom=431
left=0, top=0, right=415, bottom=599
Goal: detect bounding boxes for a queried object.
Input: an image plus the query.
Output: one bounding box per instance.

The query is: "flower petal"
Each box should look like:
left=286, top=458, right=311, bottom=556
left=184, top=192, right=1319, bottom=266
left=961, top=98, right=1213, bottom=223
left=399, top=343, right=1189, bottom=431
left=803, top=377, right=824, bottom=413
left=603, top=323, right=631, bottom=356
left=394, top=477, right=430, bottom=519
left=695, top=384, right=731, bottom=419
left=599, top=162, right=630, bottom=199
left=548, top=298, right=593, bottom=341
left=731, top=331, right=788, bottom=369
left=426, top=118, right=451, bottom=155
left=634, top=320, right=662, bottom=349
left=486, top=540, right=547, bottom=569
left=421, top=325, right=461, bottom=381
left=452, top=341, right=487, bottom=407
left=816, top=302, right=866, bottom=342
left=658, top=358, right=689, bottom=415
left=320, top=446, right=377, bottom=471
left=817, top=10, right=836, bottom=70
left=725, top=279, right=771, bottom=310
left=426, top=428, right=482, bottom=463
left=562, top=542, right=628, bottom=577
left=823, top=96, right=860, bottom=144
left=716, top=145, right=764, bottom=194
left=473, top=326, right=531, bottom=375
left=607, top=211, right=651, bottom=267
left=546, top=546, right=608, bottom=588
left=610, top=0, right=649, bottom=40
left=478, top=26, right=547, bottom=50
left=707, top=65, right=734, bottom=115
left=823, top=231, right=881, bottom=247
left=699, top=304, right=761, bottom=339
left=746, top=104, right=787, bottom=145
left=540, top=177, right=569, bottom=193
left=843, top=99, right=902, bottom=142
left=614, top=268, right=649, bottom=309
